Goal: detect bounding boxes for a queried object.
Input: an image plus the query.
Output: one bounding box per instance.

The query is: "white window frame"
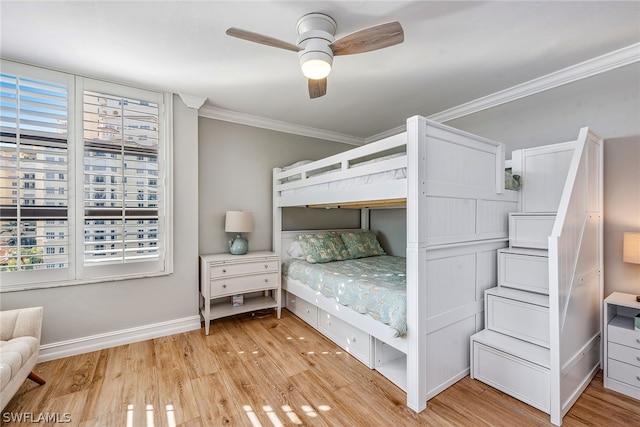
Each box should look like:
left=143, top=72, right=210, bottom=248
left=0, top=60, right=173, bottom=292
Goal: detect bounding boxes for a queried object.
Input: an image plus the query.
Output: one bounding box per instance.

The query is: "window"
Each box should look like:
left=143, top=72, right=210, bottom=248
left=0, top=60, right=172, bottom=290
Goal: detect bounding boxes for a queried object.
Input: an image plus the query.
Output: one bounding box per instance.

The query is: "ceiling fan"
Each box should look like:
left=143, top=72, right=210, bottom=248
left=226, top=13, right=404, bottom=99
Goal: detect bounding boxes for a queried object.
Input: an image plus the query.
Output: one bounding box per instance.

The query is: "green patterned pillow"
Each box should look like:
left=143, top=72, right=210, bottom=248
left=340, top=230, right=386, bottom=259
left=297, top=233, right=350, bottom=263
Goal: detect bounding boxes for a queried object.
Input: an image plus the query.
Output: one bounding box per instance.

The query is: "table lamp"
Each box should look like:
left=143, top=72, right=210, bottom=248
left=225, top=211, right=253, bottom=255
left=622, top=231, right=640, bottom=302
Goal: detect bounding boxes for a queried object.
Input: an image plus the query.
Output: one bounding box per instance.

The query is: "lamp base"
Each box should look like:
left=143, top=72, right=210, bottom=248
left=229, top=234, right=248, bottom=255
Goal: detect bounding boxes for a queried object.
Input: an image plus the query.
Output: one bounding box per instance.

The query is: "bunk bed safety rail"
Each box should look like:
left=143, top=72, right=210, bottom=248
left=273, top=132, right=407, bottom=193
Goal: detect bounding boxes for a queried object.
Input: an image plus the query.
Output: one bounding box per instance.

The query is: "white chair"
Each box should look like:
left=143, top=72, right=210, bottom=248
left=0, top=306, right=45, bottom=410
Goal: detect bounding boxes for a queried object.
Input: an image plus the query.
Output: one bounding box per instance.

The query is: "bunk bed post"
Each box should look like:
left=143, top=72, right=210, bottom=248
left=273, top=168, right=282, bottom=254
left=361, top=208, right=370, bottom=230
left=405, top=115, right=428, bottom=412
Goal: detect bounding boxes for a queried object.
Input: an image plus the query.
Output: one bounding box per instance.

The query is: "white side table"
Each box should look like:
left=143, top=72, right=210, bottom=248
left=603, top=292, right=640, bottom=399
left=199, top=251, right=281, bottom=335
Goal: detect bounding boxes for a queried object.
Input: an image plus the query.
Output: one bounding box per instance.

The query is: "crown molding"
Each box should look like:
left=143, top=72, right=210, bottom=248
left=201, top=43, right=640, bottom=145
left=179, top=93, right=207, bottom=109
left=199, top=105, right=365, bottom=146
left=428, top=42, right=640, bottom=124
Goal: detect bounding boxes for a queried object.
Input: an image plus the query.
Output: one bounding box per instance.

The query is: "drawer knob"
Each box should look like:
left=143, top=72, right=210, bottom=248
left=264, top=278, right=269, bottom=283
left=352, top=337, right=356, bottom=343
left=222, top=284, right=227, bottom=289
left=222, top=268, right=227, bottom=273
left=265, top=264, right=269, bottom=269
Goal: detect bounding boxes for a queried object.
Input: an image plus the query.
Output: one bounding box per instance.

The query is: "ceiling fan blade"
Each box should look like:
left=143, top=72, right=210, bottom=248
left=330, top=21, right=404, bottom=56
left=226, top=28, right=301, bottom=52
left=308, top=78, right=327, bottom=99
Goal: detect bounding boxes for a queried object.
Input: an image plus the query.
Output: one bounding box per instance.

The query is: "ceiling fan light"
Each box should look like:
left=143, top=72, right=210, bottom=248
left=301, top=59, right=332, bottom=79
left=299, top=51, right=332, bottom=79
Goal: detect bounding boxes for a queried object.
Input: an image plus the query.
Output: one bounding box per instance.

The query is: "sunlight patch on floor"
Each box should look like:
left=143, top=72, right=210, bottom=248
left=243, top=404, right=261, bottom=426
left=282, top=405, right=302, bottom=424
left=240, top=403, right=332, bottom=426
left=124, top=404, right=177, bottom=427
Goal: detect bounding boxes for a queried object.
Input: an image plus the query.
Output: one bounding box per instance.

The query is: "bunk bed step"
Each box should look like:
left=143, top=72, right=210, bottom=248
left=485, top=287, right=550, bottom=348
left=470, top=329, right=550, bottom=414
left=509, top=212, right=556, bottom=249
left=498, top=248, right=549, bottom=294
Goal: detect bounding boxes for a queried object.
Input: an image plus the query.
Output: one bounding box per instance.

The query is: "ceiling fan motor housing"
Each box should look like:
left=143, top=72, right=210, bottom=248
left=296, top=13, right=337, bottom=79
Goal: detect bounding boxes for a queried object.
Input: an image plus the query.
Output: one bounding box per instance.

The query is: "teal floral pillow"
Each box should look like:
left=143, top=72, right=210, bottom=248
left=297, top=233, right=350, bottom=263
left=340, top=230, right=386, bottom=259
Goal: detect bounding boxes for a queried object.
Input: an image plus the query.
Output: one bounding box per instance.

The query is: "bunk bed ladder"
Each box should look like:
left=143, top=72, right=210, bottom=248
left=470, top=128, right=603, bottom=426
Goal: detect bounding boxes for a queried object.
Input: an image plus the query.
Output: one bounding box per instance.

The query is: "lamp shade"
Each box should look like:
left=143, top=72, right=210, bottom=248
left=623, top=232, right=640, bottom=264
left=225, top=211, right=253, bottom=233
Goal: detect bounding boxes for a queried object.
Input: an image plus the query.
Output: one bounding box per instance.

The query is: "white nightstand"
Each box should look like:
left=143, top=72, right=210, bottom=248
left=603, top=292, right=640, bottom=399
left=199, top=251, right=281, bottom=335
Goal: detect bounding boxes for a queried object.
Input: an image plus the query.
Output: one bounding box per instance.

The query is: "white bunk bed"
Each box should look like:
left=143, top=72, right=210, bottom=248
left=272, top=116, right=519, bottom=412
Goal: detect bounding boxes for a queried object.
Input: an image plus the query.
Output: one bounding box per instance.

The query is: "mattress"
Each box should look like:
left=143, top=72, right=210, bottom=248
left=282, top=255, right=407, bottom=336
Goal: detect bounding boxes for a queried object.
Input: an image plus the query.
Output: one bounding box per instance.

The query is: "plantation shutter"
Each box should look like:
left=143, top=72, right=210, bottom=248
left=0, top=71, right=70, bottom=276
left=82, top=86, right=162, bottom=268
left=0, top=61, right=171, bottom=290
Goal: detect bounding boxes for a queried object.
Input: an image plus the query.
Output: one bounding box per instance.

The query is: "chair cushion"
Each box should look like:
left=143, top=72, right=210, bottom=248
left=0, top=361, right=11, bottom=390
left=0, top=336, right=38, bottom=388
left=0, top=336, right=38, bottom=363
left=0, top=351, right=23, bottom=387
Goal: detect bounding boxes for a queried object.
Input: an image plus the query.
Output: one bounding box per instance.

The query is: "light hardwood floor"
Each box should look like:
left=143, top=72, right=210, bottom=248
left=3, top=310, right=639, bottom=426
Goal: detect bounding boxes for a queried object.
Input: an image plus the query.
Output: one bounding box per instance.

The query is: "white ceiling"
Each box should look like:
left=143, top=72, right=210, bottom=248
left=1, top=1, right=639, bottom=140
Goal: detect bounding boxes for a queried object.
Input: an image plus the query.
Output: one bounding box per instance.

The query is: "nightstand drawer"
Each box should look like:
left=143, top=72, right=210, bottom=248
left=607, top=358, right=640, bottom=389
left=608, top=318, right=640, bottom=350
left=609, top=342, right=640, bottom=368
left=210, top=260, right=278, bottom=278
left=211, top=272, right=279, bottom=297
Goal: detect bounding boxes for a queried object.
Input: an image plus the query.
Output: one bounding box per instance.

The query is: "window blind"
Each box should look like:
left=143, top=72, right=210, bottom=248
left=0, top=73, right=69, bottom=272
left=82, top=90, right=160, bottom=266
left=0, top=60, right=172, bottom=290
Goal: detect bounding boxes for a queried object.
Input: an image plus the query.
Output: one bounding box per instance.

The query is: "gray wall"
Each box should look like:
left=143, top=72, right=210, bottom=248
left=370, top=209, right=406, bottom=256
left=0, top=95, right=201, bottom=345
left=198, top=119, right=357, bottom=256
left=602, top=137, right=640, bottom=296
left=448, top=63, right=640, bottom=153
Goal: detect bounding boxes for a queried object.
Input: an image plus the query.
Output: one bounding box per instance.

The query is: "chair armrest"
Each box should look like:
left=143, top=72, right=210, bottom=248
left=0, top=306, right=43, bottom=342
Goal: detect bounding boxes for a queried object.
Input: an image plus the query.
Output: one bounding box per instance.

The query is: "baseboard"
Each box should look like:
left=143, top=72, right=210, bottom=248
left=38, top=315, right=202, bottom=362
left=427, top=368, right=470, bottom=400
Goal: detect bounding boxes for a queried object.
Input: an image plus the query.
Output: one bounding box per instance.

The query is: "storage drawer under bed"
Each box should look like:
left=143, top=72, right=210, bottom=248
left=318, top=309, right=373, bottom=367
left=286, top=293, right=318, bottom=328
